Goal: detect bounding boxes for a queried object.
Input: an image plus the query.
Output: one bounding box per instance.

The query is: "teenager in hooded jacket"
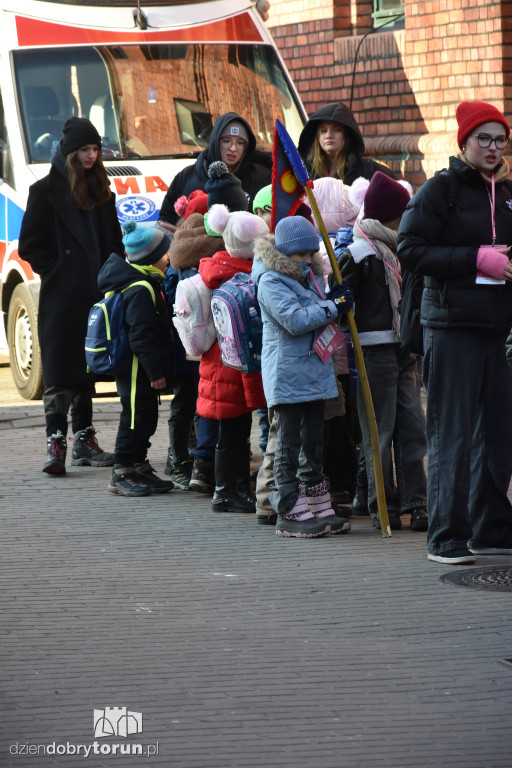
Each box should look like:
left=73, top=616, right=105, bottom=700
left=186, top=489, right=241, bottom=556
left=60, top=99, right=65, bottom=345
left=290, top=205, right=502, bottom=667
left=298, top=102, right=395, bottom=184
left=18, top=117, right=124, bottom=475
left=158, top=112, right=271, bottom=229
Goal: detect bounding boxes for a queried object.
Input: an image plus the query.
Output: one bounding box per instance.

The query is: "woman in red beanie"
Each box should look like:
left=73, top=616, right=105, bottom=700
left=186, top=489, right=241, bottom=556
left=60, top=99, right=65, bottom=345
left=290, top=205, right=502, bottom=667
left=397, top=100, right=512, bottom=565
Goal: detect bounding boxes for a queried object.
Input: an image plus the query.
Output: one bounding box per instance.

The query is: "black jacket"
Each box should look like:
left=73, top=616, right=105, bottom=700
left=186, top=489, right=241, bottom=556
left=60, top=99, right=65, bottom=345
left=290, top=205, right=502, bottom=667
left=159, top=112, right=272, bottom=225
left=397, top=156, right=512, bottom=332
left=297, top=102, right=395, bottom=184
left=18, top=153, right=124, bottom=388
left=98, top=254, right=174, bottom=397
left=338, top=248, right=396, bottom=339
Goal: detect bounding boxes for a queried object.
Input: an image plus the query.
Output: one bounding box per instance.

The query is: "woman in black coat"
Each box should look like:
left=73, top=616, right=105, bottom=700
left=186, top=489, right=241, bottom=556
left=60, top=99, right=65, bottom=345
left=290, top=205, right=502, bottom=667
left=397, top=100, right=512, bottom=565
left=298, top=102, right=395, bottom=184
left=158, top=112, right=272, bottom=230
left=18, top=117, right=125, bottom=475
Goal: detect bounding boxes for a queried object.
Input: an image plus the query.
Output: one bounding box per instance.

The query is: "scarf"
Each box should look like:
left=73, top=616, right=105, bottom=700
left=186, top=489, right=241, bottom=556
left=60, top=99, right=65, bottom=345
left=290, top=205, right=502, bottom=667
left=352, top=218, right=401, bottom=339
left=457, top=152, right=511, bottom=185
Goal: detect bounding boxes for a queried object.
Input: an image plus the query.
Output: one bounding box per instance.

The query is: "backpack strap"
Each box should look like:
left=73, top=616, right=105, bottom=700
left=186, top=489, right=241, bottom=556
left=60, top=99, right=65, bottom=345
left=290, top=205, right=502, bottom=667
left=435, top=169, right=457, bottom=208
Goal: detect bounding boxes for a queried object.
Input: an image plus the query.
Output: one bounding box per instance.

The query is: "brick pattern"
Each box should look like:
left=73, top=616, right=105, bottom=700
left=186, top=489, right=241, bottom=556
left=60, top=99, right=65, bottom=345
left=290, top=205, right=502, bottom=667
left=269, top=0, right=512, bottom=185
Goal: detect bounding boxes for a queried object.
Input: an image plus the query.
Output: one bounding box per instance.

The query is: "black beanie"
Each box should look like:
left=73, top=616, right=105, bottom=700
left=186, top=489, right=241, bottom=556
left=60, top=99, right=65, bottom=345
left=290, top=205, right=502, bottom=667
left=205, top=161, right=248, bottom=212
left=62, top=117, right=102, bottom=155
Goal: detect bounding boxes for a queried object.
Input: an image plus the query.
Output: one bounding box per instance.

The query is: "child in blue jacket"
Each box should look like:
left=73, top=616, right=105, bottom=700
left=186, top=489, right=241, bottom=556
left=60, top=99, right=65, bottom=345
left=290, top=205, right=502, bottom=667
left=252, top=216, right=353, bottom=538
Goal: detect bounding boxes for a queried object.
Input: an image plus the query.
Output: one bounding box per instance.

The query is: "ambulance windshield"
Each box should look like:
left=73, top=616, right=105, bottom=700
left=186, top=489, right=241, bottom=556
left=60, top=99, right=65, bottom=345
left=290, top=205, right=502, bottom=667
left=13, top=43, right=304, bottom=163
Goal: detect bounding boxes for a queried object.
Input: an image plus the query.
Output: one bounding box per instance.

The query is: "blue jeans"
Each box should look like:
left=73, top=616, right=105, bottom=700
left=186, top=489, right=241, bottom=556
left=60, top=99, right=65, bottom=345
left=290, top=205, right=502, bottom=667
left=423, top=327, right=512, bottom=555
left=357, top=344, right=427, bottom=517
left=193, top=416, right=219, bottom=462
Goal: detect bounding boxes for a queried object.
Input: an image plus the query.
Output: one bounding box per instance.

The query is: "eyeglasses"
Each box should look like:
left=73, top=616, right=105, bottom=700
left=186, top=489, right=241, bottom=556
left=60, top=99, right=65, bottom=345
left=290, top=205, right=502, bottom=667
left=471, top=134, right=509, bottom=150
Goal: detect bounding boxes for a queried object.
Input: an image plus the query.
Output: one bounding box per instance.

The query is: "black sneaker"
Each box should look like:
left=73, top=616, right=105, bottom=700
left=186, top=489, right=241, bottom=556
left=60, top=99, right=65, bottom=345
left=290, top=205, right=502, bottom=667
left=189, top=459, right=214, bottom=494
left=370, top=510, right=402, bottom=530
left=276, top=515, right=331, bottom=538
left=427, top=548, right=476, bottom=565
left=168, top=459, right=193, bottom=490
left=71, top=426, right=115, bottom=467
left=410, top=507, right=428, bottom=532
left=256, top=512, right=278, bottom=525
left=135, top=461, right=174, bottom=494
left=43, top=431, right=67, bottom=475
left=108, top=465, right=151, bottom=497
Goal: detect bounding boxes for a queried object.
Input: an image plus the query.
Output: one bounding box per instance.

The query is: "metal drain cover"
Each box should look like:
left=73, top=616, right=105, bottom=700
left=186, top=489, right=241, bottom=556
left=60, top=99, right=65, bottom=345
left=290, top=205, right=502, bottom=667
left=441, top=566, right=512, bottom=592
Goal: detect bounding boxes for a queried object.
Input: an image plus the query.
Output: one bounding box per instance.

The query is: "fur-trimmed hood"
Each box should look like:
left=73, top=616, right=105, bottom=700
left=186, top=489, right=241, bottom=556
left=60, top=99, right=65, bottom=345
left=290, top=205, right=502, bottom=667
left=252, top=233, right=324, bottom=284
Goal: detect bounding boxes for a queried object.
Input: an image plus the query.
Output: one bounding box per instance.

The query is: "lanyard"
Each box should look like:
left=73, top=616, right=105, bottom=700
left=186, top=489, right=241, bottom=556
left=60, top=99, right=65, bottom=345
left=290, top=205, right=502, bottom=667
left=487, top=173, right=496, bottom=245
left=308, top=267, right=325, bottom=298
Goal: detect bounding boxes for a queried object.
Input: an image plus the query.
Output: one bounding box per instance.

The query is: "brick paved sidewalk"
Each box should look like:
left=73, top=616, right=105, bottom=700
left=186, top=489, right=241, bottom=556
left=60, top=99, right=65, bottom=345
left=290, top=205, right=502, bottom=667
left=1, top=364, right=511, bottom=767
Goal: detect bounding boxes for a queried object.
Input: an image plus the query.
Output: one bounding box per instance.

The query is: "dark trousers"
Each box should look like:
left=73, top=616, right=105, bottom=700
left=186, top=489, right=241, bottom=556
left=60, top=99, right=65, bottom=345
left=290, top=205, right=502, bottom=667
left=167, top=370, right=199, bottom=464
left=271, top=401, right=325, bottom=515
left=423, top=327, right=512, bottom=554
left=42, top=385, right=94, bottom=437
left=114, top=391, right=159, bottom=467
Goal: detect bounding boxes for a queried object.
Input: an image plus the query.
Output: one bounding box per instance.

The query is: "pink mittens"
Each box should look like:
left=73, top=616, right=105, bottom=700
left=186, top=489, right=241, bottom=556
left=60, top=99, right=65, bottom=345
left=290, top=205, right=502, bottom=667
left=476, top=246, right=509, bottom=280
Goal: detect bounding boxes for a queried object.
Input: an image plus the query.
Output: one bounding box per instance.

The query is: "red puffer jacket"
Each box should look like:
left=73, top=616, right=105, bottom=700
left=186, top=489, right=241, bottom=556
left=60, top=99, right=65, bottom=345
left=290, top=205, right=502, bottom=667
left=196, top=251, right=266, bottom=420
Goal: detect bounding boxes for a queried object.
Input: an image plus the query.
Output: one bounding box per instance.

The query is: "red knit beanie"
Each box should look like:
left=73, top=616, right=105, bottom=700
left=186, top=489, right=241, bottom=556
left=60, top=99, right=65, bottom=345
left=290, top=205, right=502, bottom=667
left=363, top=172, right=411, bottom=223
left=456, top=101, right=510, bottom=149
left=174, top=189, right=208, bottom=220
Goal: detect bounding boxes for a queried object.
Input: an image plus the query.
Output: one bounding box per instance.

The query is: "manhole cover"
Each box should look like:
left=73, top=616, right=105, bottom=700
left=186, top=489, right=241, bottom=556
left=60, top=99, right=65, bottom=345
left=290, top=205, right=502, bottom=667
left=441, top=566, right=512, bottom=592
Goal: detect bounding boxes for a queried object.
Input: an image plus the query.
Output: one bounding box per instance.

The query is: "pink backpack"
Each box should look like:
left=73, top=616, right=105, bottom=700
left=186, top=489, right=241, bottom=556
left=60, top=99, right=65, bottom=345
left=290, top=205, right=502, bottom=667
left=172, top=273, right=217, bottom=358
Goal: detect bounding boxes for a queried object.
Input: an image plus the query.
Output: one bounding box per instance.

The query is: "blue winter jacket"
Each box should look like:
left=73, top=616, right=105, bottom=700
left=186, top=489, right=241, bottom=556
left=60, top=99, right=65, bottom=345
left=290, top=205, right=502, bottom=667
left=252, top=234, right=339, bottom=407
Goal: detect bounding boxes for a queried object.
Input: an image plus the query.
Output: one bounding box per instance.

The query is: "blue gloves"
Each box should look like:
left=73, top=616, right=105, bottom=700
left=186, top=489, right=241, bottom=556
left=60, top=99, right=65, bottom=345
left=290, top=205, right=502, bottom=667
left=329, top=282, right=354, bottom=316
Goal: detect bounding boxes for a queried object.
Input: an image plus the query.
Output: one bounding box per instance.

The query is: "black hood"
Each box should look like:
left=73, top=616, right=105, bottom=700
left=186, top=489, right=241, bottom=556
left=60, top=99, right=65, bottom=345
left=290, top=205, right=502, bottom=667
left=98, top=252, right=147, bottom=294
left=193, top=112, right=257, bottom=181
left=298, top=102, right=365, bottom=160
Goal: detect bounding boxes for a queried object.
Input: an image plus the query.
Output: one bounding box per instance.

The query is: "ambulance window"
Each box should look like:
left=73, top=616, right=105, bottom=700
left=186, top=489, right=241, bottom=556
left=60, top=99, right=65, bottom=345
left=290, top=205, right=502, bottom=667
left=13, top=43, right=303, bottom=162
left=0, top=89, right=15, bottom=188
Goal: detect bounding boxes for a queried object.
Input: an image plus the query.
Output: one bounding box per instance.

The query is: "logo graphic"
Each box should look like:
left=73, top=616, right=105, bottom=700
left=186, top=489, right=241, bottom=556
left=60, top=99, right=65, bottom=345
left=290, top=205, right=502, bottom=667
left=506, top=199, right=512, bottom=210
left=116, top=196, right=156, bottom=222
left=94, top=707, right=143, bottom=738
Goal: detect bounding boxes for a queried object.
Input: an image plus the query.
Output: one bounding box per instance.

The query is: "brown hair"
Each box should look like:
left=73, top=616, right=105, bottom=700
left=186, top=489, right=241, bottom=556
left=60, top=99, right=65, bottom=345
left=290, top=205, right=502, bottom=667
left=308, top=129, right=349, bottom=181
left=66, top=150, right=111, bottom=210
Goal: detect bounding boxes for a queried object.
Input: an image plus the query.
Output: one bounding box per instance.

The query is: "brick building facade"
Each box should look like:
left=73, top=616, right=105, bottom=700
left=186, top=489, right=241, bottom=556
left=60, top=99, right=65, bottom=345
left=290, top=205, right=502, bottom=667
left=267, top=0, right=511, bottom=186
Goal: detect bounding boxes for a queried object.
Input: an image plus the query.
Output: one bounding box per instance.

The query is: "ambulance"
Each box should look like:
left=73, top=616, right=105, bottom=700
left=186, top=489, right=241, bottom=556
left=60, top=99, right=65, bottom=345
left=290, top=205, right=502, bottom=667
left=0, top=0, right=305, bottom=398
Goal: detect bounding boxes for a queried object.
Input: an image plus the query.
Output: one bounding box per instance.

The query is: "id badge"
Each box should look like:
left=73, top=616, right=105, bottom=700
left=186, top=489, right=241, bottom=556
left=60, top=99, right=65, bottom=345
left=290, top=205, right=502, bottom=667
left=313, top=322, right=344, bottom=363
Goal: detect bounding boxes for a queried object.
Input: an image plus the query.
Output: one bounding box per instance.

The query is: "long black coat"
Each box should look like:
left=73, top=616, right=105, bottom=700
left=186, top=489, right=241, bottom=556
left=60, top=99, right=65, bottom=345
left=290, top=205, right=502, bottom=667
left=18, top=167, right=124, bottom=388
left=159, top=112, right=272, bottom=225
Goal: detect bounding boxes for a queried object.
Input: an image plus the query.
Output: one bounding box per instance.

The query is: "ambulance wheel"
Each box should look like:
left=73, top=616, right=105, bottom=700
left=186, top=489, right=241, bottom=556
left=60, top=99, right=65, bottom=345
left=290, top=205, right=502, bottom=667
left=7, top=283, right=44, bottom=400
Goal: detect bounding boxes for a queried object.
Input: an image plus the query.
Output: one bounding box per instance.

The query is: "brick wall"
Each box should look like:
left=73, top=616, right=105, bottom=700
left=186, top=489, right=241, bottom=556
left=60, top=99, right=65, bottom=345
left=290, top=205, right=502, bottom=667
left=268, top=0, right=512, bottom=184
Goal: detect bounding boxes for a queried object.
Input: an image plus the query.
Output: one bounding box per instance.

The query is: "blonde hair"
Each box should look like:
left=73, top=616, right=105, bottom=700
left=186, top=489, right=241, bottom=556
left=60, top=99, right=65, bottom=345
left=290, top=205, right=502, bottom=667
left=66, top=150, right=111, bottom=210
left=308, top=129, right=348, bottom=181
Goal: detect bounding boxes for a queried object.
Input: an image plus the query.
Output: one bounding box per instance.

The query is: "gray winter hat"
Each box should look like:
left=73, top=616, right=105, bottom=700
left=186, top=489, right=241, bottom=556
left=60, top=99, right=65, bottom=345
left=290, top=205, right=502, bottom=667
left=274, top=216, right=319, bottom=256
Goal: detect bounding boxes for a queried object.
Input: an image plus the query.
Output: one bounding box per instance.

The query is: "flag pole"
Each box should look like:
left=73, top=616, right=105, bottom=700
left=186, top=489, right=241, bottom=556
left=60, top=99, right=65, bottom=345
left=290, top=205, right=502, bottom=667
left=273, top=120, right=390, bottom=536
left=305, top=190, right=390, bottom=536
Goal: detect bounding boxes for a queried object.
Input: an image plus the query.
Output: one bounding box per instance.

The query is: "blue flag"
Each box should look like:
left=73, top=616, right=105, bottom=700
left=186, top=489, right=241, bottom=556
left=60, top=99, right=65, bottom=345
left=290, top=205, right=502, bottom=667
left=270, top=119, right=312, bottom=232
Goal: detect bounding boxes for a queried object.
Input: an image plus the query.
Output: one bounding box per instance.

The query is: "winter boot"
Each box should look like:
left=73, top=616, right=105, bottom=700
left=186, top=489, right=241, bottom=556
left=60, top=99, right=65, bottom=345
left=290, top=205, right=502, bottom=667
left=71, top=426, right=115, bottom=467
left=42, top=431, right=67, bottom=475
left=189, top=459, right=215, bottom=494
left=276, top=484, right=331, bottom=538
left=135, top=460, right=174, bottom=494
left=306, top=479, right=351, bottom=535
left=168, top=458, right=193, bottom=490
left=108, top=465, right=151, bottom=497
left=212, top=448, right=256, bottom=513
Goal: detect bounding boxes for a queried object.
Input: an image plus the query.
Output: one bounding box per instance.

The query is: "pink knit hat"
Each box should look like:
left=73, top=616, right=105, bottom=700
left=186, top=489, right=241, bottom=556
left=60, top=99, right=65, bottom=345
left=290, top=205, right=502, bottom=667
left=456, top=101, right=510, bottom=149
left=312, top=177, right=360, bottom=233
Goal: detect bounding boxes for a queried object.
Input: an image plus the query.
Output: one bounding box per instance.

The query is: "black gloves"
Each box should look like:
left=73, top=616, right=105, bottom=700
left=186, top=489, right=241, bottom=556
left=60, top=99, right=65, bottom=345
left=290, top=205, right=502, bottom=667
left=329, top=282, right=354, bottom=316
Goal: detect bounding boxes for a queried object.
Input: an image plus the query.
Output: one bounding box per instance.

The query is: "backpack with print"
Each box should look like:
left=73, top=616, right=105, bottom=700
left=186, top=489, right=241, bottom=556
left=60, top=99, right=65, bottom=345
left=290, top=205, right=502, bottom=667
left=85, top=280, right=156, bottom=375
left=172, top=272, right=217, bottom=358
left=211, top=272, right=263, bottom=373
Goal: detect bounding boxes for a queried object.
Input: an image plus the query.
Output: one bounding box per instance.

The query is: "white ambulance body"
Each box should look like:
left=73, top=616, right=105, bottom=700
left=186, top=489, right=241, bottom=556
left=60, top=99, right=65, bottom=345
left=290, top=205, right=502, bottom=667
left=0, top=0, right=305, bottom=397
